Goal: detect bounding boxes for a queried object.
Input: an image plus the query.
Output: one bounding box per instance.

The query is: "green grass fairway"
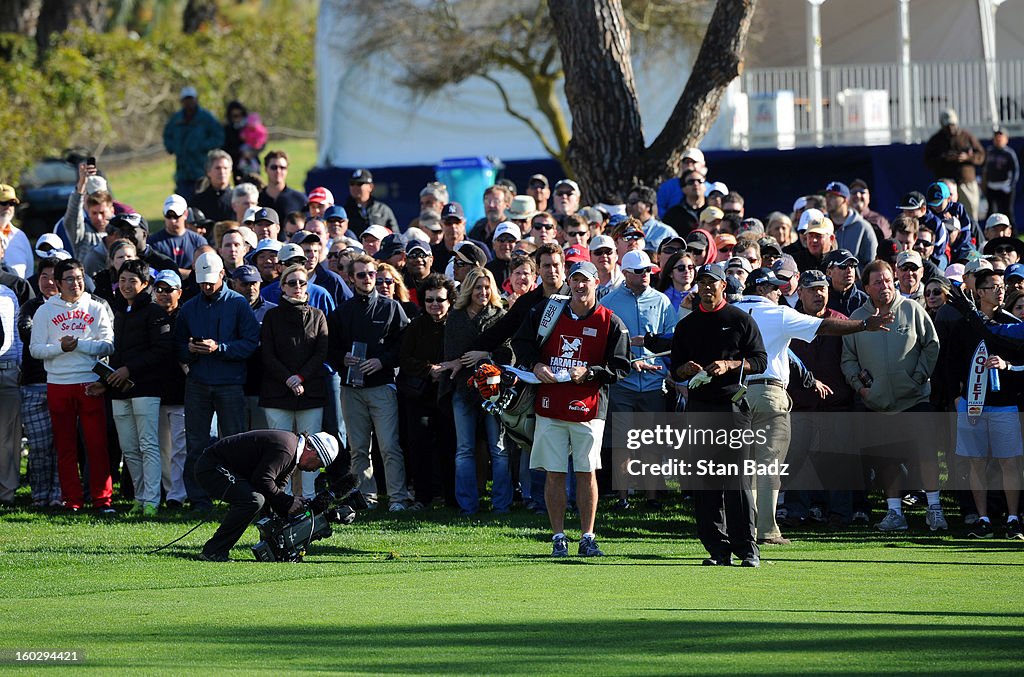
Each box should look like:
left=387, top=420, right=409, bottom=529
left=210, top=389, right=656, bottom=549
left=1, top=502, right=1020, bottom=675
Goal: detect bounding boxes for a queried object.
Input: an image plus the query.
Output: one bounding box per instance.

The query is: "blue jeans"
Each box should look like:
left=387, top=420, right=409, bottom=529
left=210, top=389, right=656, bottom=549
left=184, top=380, right=247, bottom=508
left=453, top=389, right=511, bottom=513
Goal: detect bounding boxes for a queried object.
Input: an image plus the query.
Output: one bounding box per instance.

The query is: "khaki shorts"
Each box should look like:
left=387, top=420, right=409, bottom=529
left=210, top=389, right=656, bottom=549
left=529, top=415, right=605, bottom=473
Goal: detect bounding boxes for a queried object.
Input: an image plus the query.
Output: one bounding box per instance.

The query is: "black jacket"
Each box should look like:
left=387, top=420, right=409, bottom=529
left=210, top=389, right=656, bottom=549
left=108, top=293, right=174, bottom=399
left=342, top=196, right=398, bottom=237
left=398, top=312, right=447, bottom=406
left=327, top=290, right=409, bottom=388
left=18, top=296, right=47, bottom=385
left=259, top=299, right=329, bottom=410
left=200, top=430, right=305, bottom=516
left=190, top=186, right=235, bottom=223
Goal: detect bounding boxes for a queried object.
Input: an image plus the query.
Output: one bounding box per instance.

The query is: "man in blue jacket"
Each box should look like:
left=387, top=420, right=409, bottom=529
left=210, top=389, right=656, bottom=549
left=163, top=86, right=224, bottom=201
left=174, top=251, right=259, bottom=512
left=598, top=250, right=677, bottom=507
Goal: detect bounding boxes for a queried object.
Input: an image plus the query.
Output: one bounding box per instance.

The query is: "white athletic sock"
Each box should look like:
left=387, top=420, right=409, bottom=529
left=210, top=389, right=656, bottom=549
left=553, top=532, right=565, bottom=541
left=886, top=498, right=903, bottom=515
left=979, top=516, right=991, bottom=523
left=1007, top=515, right=1019, bottom=523
left=582, top=532, right=595, bottom=540
left=926, top=491, right=941, bottom=508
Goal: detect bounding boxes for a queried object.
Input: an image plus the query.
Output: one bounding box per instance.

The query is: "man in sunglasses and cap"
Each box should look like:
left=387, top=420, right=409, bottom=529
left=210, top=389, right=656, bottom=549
left=194, top=430, right=340, bottom=561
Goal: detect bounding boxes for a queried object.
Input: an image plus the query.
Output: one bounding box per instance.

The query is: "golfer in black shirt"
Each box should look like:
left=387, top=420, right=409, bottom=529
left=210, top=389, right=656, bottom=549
left=671, top=264, right=768, bottom=567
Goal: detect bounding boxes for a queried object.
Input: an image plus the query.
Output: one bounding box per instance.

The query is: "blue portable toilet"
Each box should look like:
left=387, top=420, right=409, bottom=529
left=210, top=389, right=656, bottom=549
left=435, top=157, right=498, bottom=227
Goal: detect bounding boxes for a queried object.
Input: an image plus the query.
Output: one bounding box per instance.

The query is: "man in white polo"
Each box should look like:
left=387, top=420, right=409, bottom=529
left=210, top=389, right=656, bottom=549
left=512, top=261, right=631, bottom=557
left=736, top=267, right=893, bottom=544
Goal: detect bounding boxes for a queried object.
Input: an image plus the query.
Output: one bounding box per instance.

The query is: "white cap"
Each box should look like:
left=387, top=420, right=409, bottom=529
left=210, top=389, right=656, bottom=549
left=84, top=175, right=108, bottom=195
left=792, top=196, right=808, bottom=213
left=705, top=181, right=729, bottom=197
left=306, top=432, right=340, bottom=468
left=726, top=256, right=753, bottom=273
left=242, top=207, right=259, bottom=224
left=492, top=222, right=522, bottom=241
left=404, top=226, right=431, bottom=244
left=193, top=252, right=224, bottom=284
left=682, top=148, right=705, bottom=164
left=277, top=243, right=307, bottom=263
left=361, top=225, right=390, bottom=242
left=985, top=213, right=1011, bottom=230
left=797, top=208, right=826, bottom=233
left=235, top=225, right=258, bottom=250
left=163, top=194, right=188, bottom=217
left=620, top=250, right=653, bottom=270
left=35, top=233, right=64, bottom=258
left=588, top=234, right=615, bottom=252
left=180, top=86, right=198, bottom=100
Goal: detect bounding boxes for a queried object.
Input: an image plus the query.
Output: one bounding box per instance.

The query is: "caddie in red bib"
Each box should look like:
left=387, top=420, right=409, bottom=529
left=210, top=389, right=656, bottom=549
left=511, top=256, right=631, bottom=558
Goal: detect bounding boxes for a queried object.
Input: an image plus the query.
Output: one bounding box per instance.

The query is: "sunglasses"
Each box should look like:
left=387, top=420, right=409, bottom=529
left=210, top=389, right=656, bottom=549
left=283, top=279, right=308, bottom=288
left=375, top=278, right=395, bottom=286
left=660, top=245, right=682, bottom=255
left=0, top=200, right=17, bottom=207
left=898, top=265, right=921, bottom=272
left=627, top=267, right=651, bottom=275
left=407, top=251, right=431, bottom=259
left=924, top=288, right=946, bottom=297
left=533, top=223, right=556, bottom=230
left=326, top=252, right=344, bottom=260
left=674, top=264, right=696, bottom=272
left=686, top=247, right=705, bottom=255
left=993, top=245, right=1016, bottom=254
left=685, top=179, right=705, bottom=186
left=592, top=248, right=614, bottom=256
left=354, top=270, right=376, bottom=279
left=623, top=233, right=643, bottom=241
left=831, top=263, right=856, bottom=270
left=566, top=231, right=588, bottom=238
left=453, top=259, right=474, bottom=268
left=913, top=241, right=934, bottom=249
left=424, top=296, right=449, bottom=304
left=154, top=285, right=178, bottom=294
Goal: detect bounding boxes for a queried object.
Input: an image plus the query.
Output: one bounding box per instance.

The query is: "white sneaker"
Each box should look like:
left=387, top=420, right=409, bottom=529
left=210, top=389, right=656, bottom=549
left=926, top=506, right=948, bottom=531
left=875, top=509, right=908, bottom=531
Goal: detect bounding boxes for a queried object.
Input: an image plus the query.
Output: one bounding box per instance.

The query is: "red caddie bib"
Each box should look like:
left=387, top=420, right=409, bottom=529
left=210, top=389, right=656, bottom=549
left=535, top=306, right=612, bottom=422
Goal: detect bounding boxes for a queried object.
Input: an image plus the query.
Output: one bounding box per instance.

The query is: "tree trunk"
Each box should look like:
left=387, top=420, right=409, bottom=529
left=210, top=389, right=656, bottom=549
left=0, top=0, right=42, bottom=37
left=183, top=0, right=218, bottom=34
left=34, top=0, right=105, bottom=55
left=638, top=0, right=756, bottom=185
left=549, top=0, right=757, bottom=201
left=548, top=0, right=645, bottom=202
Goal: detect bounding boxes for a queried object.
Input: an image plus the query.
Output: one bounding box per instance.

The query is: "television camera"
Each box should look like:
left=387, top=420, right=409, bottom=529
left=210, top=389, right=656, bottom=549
left=251, top=474, right=367, bottom=562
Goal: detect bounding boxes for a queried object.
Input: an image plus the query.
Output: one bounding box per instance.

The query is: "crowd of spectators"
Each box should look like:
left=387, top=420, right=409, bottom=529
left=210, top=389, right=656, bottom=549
left=1, top=103, right=1023, bottom=559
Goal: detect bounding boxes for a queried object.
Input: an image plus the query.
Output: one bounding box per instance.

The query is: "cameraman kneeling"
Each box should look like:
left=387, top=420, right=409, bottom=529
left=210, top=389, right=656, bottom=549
left=195, top=430, right=339, bottom=561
